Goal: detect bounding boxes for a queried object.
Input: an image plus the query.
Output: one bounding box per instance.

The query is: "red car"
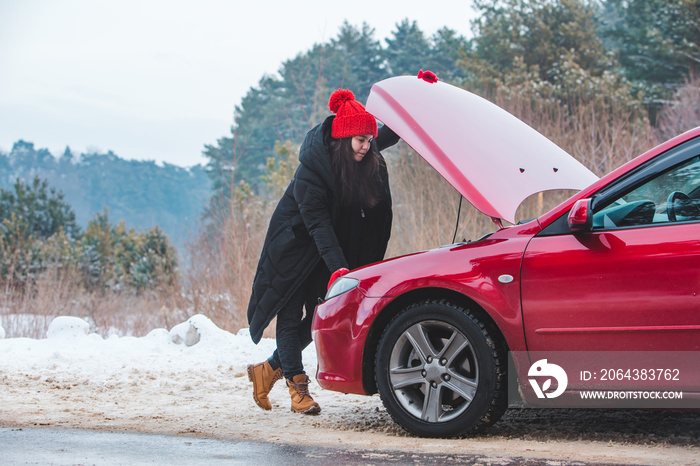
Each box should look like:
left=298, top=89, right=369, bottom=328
left=311, top=75, right=700, bottom=437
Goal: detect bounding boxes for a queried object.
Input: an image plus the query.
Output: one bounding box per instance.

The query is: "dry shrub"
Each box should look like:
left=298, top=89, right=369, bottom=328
left=655, top=73, right=700, bottom=144
left=178, top=145, right=300, bottom=336
left=181, top=196, right=274, bottom=335
left=488, top=88, right=653, bottom=178
left=0, top=270, right=185, bottom=339
left=384, top=144, right=495, bottom=257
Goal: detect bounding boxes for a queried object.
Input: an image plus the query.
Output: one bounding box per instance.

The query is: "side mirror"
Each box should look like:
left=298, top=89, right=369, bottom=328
left=568, top=198, right=593, bottom=232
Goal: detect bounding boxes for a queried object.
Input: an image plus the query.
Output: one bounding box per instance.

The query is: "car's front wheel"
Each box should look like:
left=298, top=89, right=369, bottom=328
left=375, top=300, right=507, bottom=437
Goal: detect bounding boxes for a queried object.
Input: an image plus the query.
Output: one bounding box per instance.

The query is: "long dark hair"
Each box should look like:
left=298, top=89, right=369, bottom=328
left=329, top=137, right=383, bottom=208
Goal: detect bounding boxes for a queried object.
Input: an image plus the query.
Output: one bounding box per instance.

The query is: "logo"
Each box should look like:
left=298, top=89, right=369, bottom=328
left=528, top=359, right=568, bottom=399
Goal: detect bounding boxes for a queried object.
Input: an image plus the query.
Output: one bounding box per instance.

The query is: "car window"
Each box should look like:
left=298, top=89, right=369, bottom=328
left=592, top=156, right=700, bottom=229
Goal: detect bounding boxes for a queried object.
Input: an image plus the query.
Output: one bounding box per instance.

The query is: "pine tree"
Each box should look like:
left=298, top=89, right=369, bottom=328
left=385, top=19, right=431, bottom=76
left=0, top=177, right=81, bottom=284
left=0, top=177, right=80, bottom=241
left=467, top=0, right=612, bottom=85
left=597, top=0, right=700, bottom=104
left=426, top=28, right=471, bottom=84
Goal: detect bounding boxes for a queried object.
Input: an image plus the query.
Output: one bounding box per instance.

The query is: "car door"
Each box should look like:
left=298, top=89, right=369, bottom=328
left=520, top=139, right=700, bottom=354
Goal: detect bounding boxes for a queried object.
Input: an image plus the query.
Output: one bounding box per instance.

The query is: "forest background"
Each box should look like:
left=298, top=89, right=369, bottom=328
left=1, top=0, right=699, bottom=338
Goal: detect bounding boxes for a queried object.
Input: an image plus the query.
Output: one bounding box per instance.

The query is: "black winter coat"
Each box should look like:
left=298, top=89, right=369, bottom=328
left=246, top=116, right=394, bottom=343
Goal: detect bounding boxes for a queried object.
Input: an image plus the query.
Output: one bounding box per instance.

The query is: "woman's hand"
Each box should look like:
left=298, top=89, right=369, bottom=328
left=327, top=268, right=350, bottom=290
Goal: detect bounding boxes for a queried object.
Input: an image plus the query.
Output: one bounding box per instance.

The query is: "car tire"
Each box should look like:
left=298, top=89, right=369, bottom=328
left=375, top=299, right=507, bottom=437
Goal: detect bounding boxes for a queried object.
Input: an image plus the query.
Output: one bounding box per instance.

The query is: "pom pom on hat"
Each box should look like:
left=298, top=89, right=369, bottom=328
left=328, top=89, right=377, bottom=139
left=328, top=89, right=355, bottom=113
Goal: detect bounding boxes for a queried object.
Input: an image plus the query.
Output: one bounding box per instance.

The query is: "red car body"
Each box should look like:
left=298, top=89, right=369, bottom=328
left=311, top=76, right=700, bottom=437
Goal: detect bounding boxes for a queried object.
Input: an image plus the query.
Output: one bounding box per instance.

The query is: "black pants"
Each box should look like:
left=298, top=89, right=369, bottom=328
left=267, top=262, right=328, bottom=379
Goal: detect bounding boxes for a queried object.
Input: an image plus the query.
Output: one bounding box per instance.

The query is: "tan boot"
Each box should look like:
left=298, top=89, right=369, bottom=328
left=247, top=361, right=283, bottom=410
left=287, top=374, right=321, bottom=415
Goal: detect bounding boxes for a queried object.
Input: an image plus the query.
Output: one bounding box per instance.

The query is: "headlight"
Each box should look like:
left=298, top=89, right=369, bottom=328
left=325, top=277, right=359, bottom=300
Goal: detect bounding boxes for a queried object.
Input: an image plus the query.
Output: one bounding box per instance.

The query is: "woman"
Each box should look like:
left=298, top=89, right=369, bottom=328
left=246, top=89, right=398, bottom=414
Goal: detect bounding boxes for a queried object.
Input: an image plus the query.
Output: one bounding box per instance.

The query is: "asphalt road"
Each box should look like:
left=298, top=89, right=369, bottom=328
left=2, top=426, right=603, bottom=465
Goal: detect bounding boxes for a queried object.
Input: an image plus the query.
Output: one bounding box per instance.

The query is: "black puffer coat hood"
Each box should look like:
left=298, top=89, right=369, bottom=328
left=246, top=116, right=392, bottom=344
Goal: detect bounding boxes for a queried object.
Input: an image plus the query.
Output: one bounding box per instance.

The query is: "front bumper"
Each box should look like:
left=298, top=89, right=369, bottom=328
left=312, top=287, right=384, bottom=395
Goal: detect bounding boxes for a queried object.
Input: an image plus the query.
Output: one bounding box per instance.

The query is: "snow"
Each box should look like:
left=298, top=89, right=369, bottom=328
left=0, top=314, right=316, bottom=389
left=46, top=316, right=90, bottom=340
left=1, top=314, right=698, bottom=465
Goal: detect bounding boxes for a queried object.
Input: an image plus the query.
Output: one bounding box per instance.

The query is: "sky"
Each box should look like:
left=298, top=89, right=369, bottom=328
left=0, top=0, right=477, bottom=167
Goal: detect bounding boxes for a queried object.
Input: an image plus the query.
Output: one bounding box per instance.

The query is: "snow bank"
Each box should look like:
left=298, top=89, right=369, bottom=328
left=0, top=314, right=315, bottom=388
left=46, top=316, right=90, bottom=339
left=0, top=323, right=5, bottom=339
left=169, top=314, right=231, bottom=347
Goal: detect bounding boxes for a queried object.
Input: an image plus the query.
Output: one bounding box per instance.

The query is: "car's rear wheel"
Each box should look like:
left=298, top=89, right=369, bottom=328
left=375, top=300, right=507, bottom=437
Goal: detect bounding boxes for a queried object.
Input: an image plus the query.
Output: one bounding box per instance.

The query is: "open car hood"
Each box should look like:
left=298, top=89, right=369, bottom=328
left=366, top=76, right=599, bottom=224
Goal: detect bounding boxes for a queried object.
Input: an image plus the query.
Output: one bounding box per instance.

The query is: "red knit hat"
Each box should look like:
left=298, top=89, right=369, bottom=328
left=328, top=89, right=377, bottom=139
